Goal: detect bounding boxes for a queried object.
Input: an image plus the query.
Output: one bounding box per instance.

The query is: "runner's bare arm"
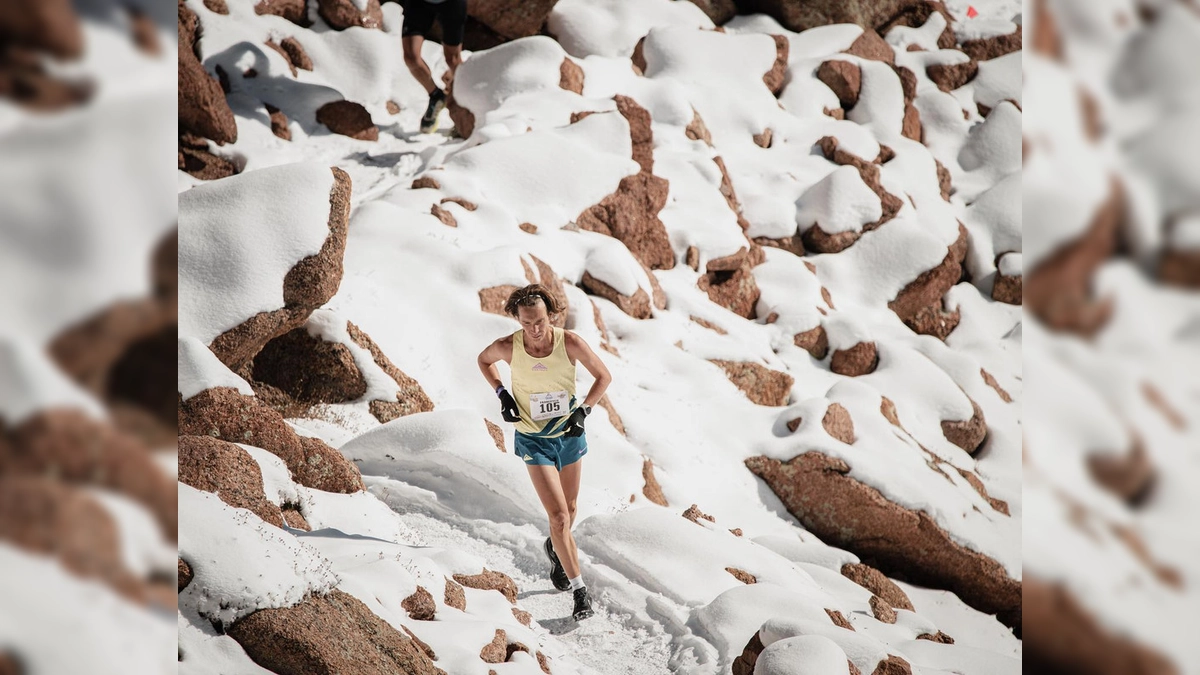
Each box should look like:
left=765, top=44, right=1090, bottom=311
left=564, top=331, right=611, bottom=408
left=477, top=336, right=514, bottom=391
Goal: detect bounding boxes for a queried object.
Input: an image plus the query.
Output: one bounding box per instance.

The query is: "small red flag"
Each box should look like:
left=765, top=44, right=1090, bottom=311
left=967, top=5, right=978, bottom=17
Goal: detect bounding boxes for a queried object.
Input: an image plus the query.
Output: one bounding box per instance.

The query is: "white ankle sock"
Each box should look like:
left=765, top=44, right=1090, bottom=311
left=569, top=575, right=585, bottom=591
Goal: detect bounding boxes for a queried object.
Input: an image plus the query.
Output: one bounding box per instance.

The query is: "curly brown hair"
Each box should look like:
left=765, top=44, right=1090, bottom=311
left=504, top=284, right=560, bottom=317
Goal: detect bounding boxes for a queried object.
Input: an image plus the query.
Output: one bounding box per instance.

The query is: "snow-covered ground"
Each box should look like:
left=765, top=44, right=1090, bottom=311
left=172, top=0, right=1028, bottom=673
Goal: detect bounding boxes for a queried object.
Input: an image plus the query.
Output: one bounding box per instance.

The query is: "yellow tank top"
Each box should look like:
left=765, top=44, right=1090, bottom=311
left=511, top=327, right=576, bottom=437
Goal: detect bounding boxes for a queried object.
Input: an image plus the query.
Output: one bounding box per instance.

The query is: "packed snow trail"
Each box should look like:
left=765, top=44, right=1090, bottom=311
left=363, top=475, right=676, bottom=674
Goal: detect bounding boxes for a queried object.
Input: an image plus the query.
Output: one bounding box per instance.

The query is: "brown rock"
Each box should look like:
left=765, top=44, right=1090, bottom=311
left=710, top=360, right=793, bottom=406
left=575, top=99, right=675, bottom=274
left=726, top=567, right=756, bottom=584
left=690, top=316, right=727, bottom=335
left=683, top=0, right=737, bottom=23
left=830, top=341, right=878, bottom=377
left=698, top=263, right=760, bottom=320
left=1027, top=182, right=1122, bottom=336
left=512, top=607, right=532, bottom=626
left=1031, top=0, right=1062, bottom=59
left=412, top=176, right=440, bottom=190
left=179, top=133, right=239, bottom=180
left=887, top=222, right=968, bottom=339
left=822, top=403, right=856, bottom=444
left=467, top=0, right=557, bottom=40
left=251, top=328, right=366, bottom=404
left=179, top=558, right=194, bottom=591
left=745, top=452, right=1021, bottom=631
left=178, top=0, right=237, bottom=144
left=840, top=563, right=914, bottom=610
left=712, top=156, right=752, bottom=231
left=282, top=505, right=311, bottom=530
left=880, top=396, right=901, bottom=427
left=1024, top=576, right=1177, bottom=674
left=179, top=387, right=365, bottom=493
left=204, top=0, right=229, bottom=13
left=940, top=397, right=987, bottom=455
left=536, top=650, right=552, bottom=674
left=209, top=167, right=350, bottom=371
left=444, top=577, right=466, bottom=610
left=682, top=503, right=716, bottom=525
left=255, top=0, right=310, bottom=26
left=597, top=394, right=626, bottom=434
left=128, top=8, right=161, bottom=56
left=266, top=37, right=313, bottom=77
left=754, top=234, right=805, bottom=257
left=178, top=435, right=284, bottom=527
left=48, top=298, right=174, bottom=415
left=346, top=321, right=435, bottom=423
left=873, top=654, right=913, bottom=675
left=401, top=626, right=436, bottom=661
left=730, top=630, right=764, bottom=675
left=735, top=0, right=924, bottom=33
left=926, top=59, right=978, bottom=93
left=960, top=25, right=1022, bottom=61
left=894, top=65, right=917, bottom=103
left=485, top=419, right=506, bottom=453
left=479, top=629, right=506, bottom=663
left=401, top=586, right=436, bottom=621
left=870, top=595, right=897, bottom=623
left=581, top=271, right=653, bottom=320
left=0, top=476, right=150, bottom=605
left=266, top=104, right=292, bottom=140
left=763, top=35, right=789, bottom=95
left=826, top=608, right=855, bottom=630
left=845, top=29, right=894, bottom=64
left=954, top=466, right=1009, bottom=515
left=431, top=203, right=457, bottom=227
left=386, top=100, right=401, bottom=115
left=786, top=417, right=803, bottom=433
left=752, top=128, right=773, bottom=148
left=686, top=108, right=713, bottom=145
left=3, top=410, right=177, bottom=540
left=642, top=458, right=668, bottom=506
left=316, top=100, right=378, bottom=140
left=506, top=641, right=531, bottom=661
left=794, top=325, right=829, bottom=360
left=730, top=528, right=743, bottom=536
left=454, top=569, right=518, bottom=604
left=0, top=0, right=84, bottom=58
left=902, top=102, right=922, bottom=142
left=916, top=631, right=954, bottom=644
left=824, top=106, right=845, bottom=119
left=981, top=368, right=1012, bottom=402
left=317, top=0, right=382, bottom=29
left=849, top=661, right=863, bottom=675
left=802, top=225, right=862, bottom=254
left=577, top=173, right=673, bottom=271
left=816, top=60, right=861, bottom=110
left=877, top=1, right=956, bottom=49
left=934, top=160, right=952, bottom=200
left=227, top=589, right=440, bottom=675
left=1088, top=439, right=1155, bottom=505
left=559, top=58, right=583, bottom=94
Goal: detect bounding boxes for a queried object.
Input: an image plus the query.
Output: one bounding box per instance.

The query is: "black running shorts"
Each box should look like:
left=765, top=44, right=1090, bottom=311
left=401, top=0, right=468, bottom=46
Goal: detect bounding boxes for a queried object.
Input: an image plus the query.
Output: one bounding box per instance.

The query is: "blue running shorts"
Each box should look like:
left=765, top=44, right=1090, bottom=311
left=514, top=431, right=587, bottom=471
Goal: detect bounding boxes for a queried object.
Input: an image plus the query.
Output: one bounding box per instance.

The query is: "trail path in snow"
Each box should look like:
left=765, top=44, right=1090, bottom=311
left=390, top=507, right=675, bottom=675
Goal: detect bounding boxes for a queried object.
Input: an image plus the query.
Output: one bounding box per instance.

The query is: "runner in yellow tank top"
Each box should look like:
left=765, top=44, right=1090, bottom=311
left=476, top=284, right=612, bottom=622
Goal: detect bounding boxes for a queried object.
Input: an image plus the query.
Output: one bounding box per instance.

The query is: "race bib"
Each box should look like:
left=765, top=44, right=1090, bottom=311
left=530, top=390, right=569, bottom=421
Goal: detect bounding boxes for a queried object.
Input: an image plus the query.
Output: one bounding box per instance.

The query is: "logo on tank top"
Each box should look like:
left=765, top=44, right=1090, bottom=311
left=532, top=362, right=548, bottom=371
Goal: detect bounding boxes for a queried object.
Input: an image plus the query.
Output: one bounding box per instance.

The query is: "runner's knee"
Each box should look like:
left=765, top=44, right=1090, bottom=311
left=549, top=510, right=570, bottom=533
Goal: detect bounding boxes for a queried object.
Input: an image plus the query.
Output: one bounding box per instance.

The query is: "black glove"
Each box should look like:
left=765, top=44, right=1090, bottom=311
left=498, top=388, right=521, bottom=423
left=562, top=405, right=588, bottom=437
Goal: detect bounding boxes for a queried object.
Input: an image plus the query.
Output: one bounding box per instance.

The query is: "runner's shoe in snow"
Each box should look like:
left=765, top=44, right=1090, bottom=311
left=572, top=586, right=594, bottom=621
left=420, top=88, right=446, bottom=133
left=544, top=537, right=571, bottom=591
